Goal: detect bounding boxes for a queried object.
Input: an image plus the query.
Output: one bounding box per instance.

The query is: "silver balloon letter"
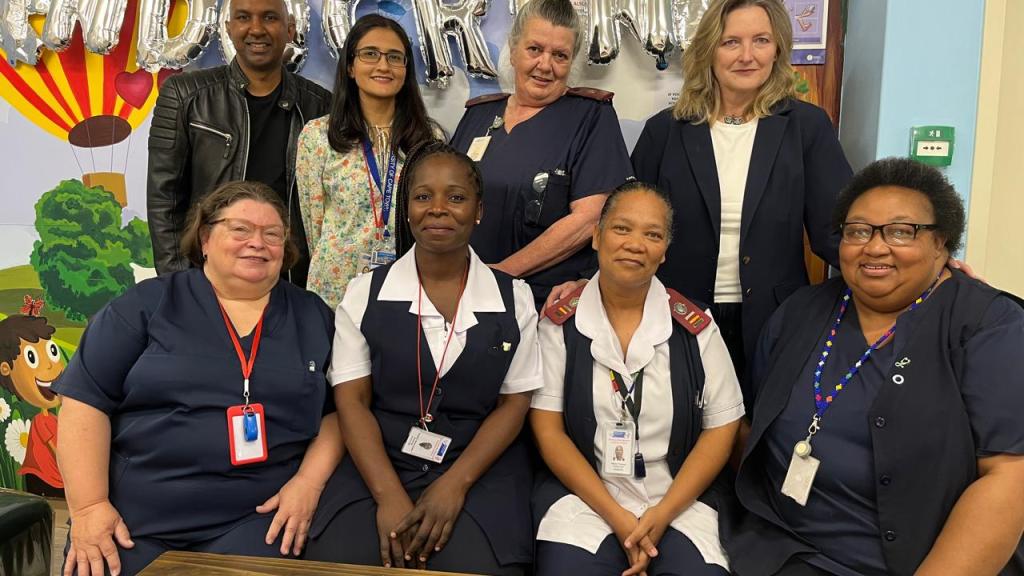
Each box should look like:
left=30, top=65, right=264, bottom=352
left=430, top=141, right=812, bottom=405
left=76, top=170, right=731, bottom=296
left=321, top=0, right=354, bottom=60
left=412, top=0, right=498, bottom=87
left=0, top=0, right=43, bottom=65
left=136, top=0, right=218, bottom=70
left=41, top=0, right=128, bottom=54
left=587, top=0, right=675, bottom=67
left=219, top=0, right=311, bottom=72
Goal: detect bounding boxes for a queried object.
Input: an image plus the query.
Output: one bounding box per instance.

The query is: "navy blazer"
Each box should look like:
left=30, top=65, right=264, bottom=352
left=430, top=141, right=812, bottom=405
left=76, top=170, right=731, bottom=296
left=631, top=98, right=852, bottom=379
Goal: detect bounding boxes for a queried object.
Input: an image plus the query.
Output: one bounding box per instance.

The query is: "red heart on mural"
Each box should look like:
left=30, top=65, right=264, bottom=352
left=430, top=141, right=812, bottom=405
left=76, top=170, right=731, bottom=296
left=115, top=69, right=155, bottom=109
left=157, top=68, right=181, bottom=89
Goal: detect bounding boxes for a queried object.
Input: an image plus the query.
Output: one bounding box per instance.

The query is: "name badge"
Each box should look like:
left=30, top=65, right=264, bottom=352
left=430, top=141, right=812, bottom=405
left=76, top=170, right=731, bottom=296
left=466, top=136, right=490, bottom=162
left=601, top=421, right=635, bottom=477
left=401, top=426, right=452, bottom=463
left=781, top=441, right=820, bottom=506
left=358, top=249, right=396, bottom=274
left=226, top=403, right=268, bottom=466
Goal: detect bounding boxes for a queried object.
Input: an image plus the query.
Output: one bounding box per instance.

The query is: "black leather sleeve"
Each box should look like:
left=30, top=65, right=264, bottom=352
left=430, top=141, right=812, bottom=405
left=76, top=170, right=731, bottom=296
left=147, top=74, right=192, bottom=275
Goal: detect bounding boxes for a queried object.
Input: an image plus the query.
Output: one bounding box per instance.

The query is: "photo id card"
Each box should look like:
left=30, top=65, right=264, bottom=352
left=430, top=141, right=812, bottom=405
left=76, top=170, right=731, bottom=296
left=601, top=421, right=636, bottom=477
left=358, top=249, right=396, bottom=274
left=226, top=403, right=268, bottom=466
left=467, top=136, right=491, bottom=161
left=781, top=446, right=820, bottom=506
left=401, top=426, right=452, bottom=463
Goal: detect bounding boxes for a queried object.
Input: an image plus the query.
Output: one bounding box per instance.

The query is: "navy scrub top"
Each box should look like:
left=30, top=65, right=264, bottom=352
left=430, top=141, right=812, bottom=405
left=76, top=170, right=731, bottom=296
left=450, top=92, right=633, bottom=304
left=753, top=291, right=1024, bottom=575
left=53, top=268, right=334, bottom=542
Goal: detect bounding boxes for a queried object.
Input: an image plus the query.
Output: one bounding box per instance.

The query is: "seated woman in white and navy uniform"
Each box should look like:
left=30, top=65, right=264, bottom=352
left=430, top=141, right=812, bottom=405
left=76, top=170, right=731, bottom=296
left=304, top=141, right=542, bottom=575
left=530, top=181, right=745, bottom=576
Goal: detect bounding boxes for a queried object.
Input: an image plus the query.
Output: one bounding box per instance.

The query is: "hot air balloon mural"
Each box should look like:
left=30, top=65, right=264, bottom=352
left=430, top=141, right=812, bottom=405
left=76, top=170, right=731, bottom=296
left=0, top=0, right=185, bottom=142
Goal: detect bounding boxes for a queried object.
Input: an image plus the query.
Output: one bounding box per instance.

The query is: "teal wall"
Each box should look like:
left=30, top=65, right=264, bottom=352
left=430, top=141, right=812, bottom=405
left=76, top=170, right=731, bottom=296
left=840, top=0, right=985, bottom=212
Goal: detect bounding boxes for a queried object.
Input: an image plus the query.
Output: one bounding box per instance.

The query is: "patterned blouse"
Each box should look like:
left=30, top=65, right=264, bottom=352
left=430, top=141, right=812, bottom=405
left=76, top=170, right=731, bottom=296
left=296, top=115, right=402, bottom=311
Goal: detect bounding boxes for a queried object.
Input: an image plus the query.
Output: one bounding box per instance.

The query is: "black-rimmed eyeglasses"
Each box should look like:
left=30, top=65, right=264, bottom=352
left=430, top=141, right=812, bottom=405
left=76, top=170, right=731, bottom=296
left=840, top=222, right=939, bottom=246
left=355, top=47, right=408, bottom=67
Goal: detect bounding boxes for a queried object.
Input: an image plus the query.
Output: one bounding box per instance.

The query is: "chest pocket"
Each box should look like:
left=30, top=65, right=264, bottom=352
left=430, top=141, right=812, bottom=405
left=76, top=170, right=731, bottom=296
left=523, top=169, right=571, bottom=229
left=189, top=121, right=235, bottom=159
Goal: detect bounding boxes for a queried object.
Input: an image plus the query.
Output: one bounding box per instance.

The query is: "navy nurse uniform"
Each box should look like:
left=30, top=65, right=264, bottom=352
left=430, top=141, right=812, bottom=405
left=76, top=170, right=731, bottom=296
left=720, top=271, right=1024, bottom=576
left=52, top=268, right=333, bottom=575
left=307, top=247, right=542, bottom=574
left=450, top=88, right=633, bottom=306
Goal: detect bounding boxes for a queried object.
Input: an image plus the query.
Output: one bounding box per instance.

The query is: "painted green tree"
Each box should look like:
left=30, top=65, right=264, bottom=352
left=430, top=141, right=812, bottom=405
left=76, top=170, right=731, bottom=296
left=30, top=180, right=153, bottom=322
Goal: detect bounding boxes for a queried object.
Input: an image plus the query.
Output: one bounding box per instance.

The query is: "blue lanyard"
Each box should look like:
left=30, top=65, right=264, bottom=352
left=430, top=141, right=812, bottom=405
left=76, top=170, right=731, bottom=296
left=362, top=138, right=398, bottom=238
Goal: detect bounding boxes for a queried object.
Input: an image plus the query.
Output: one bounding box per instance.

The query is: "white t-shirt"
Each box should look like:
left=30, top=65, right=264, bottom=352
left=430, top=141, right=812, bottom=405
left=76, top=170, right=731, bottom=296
left=329, top=246, right=542, bottom=395
left=531, top=273, right=745, bottom=569
left=710, top=119, right=759, bottom=303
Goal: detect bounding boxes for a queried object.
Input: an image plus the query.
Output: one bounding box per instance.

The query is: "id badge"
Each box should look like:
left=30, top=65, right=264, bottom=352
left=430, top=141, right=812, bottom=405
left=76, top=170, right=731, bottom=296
left=467, top=136, right=490, bottom=161
left=358, top=249, right=396, bottom=274
left=401, top=426, right=452, bottom=463
left=226, top=403, right=268, bottom=466
left=781, top=444, right=820, bottom=506
left=601, top=421, right=635, bottom=477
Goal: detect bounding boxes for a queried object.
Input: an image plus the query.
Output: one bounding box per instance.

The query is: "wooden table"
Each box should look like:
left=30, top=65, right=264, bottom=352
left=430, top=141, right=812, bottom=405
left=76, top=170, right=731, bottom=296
left=139, top=551, right=482, bottom=575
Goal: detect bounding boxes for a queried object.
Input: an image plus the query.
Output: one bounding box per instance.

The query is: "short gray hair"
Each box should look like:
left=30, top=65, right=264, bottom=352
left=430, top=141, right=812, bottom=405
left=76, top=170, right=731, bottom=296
left=508, top=0, right=584, bottom=60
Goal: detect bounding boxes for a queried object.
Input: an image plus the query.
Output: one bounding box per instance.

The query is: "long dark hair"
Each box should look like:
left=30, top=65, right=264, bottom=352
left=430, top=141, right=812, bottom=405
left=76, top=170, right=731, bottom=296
left=394, top=140, right=484, bottom=257
left=326, top=14, right=436, bottom=155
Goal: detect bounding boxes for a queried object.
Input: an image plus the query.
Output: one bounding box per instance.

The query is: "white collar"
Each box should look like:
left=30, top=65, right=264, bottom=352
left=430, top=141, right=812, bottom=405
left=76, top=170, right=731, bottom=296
left=377, top=246, right=505, bottom=333
left=575, top=272, right=674, bottom=375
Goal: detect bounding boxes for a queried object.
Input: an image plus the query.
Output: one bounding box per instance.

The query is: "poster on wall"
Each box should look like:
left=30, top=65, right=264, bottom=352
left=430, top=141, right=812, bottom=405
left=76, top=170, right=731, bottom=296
left=787, top=0, right=828, bottom=65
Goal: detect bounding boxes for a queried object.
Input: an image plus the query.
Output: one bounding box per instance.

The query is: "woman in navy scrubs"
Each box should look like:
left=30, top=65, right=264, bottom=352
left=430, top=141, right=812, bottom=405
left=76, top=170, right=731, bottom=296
left=629, top=0, right=852, bottom=381
left=723, top=158, right=1024, bottom=576
left=450, top=0, right=632, bottom=307
left=305, top=142, right=542, bottom=575
left=54, top=182, right=341, bottom=576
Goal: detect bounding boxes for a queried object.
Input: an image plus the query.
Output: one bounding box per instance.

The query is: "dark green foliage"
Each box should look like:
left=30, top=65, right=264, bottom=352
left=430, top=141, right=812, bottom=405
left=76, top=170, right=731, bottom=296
left=30, top=180, right=151, bottom=322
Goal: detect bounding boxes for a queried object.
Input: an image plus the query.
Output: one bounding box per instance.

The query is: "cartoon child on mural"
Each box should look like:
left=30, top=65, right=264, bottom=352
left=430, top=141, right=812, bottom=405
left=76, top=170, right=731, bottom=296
left=0, top=314, right=66, bottom=495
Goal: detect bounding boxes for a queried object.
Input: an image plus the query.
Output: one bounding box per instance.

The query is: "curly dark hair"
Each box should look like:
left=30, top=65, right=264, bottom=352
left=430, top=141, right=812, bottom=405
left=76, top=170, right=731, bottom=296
left=394, top=140, right=483, bottom=257
left=832, top=157, right=966, bottom=253
left=0, top=315, right=56, bottom=395
left=598, top=180, right=675, bottom=243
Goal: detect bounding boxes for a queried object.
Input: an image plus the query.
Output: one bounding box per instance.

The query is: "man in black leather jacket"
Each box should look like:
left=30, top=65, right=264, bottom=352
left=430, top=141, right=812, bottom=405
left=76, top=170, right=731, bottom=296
left=146, top=0, right=330, bottom=286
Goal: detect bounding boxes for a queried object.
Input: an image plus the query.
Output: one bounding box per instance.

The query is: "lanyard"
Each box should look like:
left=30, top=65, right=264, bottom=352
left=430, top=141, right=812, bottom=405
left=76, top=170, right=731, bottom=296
left=806, top=274, right=941, bottom=436
left=415, top=265, right=469, bottom=430
left=362, top=138, right=398, bottom=241
left=610, top=368, right=644, bottom=439
left=218, top=302, right=266, bottom=405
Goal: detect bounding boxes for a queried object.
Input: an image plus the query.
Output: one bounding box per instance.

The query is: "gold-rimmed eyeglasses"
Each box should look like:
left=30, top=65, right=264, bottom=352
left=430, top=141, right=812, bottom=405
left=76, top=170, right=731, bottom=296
left=209, top=218, right=287, bottom=246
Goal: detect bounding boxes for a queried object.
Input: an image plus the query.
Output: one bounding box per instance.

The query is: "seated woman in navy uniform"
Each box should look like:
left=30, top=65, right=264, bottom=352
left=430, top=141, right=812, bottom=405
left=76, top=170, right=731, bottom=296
left=54, top=181, right=341, bottom=576
left=721, top=158, right=1024, bottom=576
left=449, top=0, right=633, bottom=307
left=304, top=141, right=542, bottom=575
left=531, top=182, right=744, bottom=576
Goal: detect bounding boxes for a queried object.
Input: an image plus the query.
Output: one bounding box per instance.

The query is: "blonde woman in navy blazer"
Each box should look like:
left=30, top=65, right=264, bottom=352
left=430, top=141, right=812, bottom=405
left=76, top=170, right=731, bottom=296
left=630, top=0, right=852, bottom=391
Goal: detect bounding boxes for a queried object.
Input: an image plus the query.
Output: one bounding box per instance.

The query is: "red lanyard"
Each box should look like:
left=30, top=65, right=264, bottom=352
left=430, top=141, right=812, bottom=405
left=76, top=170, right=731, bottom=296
left=415, top=266, right=469, bottom=429
left=218, top=302, right=266, bottom=405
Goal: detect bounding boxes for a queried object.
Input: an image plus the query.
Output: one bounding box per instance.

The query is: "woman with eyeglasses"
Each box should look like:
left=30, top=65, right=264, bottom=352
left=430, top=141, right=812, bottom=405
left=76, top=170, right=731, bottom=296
left=54, top=182, right=340, bottom=575
left=720, top=158, right=1024, bottom=576
left=296, top=14, right=437, bottom=311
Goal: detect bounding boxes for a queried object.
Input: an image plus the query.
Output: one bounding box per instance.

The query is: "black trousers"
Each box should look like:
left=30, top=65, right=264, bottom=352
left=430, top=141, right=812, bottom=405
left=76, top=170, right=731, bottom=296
left=63, top=513, right=283, bottom=576
left=535, top=528, right=729, bottom=576
left=305, top=496, right=526, bottom=576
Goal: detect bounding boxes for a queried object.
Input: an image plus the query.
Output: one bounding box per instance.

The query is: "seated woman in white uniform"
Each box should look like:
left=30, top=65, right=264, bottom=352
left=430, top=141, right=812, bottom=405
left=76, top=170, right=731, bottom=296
left=305, top=141, right=542, bottom=575
left=531, top=182, right=745, bottom=576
